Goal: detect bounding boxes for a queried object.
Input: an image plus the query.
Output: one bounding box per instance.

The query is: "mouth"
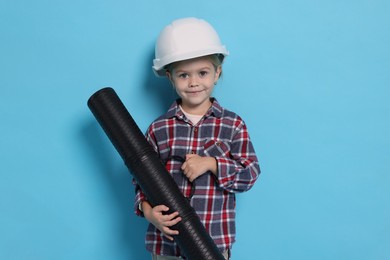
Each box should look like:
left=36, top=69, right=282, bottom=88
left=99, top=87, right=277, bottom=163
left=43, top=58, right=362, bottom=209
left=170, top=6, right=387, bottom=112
left=186, top=90, right=204, bottom=94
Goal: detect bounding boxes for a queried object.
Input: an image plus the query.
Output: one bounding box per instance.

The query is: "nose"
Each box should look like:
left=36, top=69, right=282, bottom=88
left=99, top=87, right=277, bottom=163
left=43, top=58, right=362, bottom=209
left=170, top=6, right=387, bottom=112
left=189, top=76, right=199, bottom=88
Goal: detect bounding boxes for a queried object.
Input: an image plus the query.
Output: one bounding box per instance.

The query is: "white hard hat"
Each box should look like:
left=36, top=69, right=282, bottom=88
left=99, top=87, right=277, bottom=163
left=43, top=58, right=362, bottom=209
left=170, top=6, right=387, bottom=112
left=152, top=17, right=229, bottom=77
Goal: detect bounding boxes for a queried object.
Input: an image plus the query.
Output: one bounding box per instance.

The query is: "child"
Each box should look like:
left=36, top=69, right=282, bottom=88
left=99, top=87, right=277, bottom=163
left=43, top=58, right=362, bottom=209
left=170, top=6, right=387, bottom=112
left=134, top=17, right=260, bottom=259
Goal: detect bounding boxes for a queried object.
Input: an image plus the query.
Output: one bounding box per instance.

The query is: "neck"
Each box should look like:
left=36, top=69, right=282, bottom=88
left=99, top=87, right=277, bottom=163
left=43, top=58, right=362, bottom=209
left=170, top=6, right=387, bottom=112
left=181, top=100, right=212, bottom=115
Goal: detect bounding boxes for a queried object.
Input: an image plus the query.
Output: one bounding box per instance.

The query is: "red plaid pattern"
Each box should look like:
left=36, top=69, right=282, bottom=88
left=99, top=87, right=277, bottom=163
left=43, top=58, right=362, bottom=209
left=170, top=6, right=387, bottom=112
left=134, top=99, right=260, bottom=257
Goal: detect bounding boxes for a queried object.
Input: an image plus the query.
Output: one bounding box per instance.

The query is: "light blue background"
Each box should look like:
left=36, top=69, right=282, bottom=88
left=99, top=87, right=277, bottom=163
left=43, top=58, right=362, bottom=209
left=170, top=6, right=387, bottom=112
left=1, top=1, right=389, bottom=259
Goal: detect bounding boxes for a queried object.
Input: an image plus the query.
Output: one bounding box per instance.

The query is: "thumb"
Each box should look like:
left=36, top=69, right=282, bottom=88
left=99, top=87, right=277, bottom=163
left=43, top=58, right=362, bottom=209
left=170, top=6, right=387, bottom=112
left=185, top=153, right=196, bottom=160
left=154, top=205, right=169, bottom=213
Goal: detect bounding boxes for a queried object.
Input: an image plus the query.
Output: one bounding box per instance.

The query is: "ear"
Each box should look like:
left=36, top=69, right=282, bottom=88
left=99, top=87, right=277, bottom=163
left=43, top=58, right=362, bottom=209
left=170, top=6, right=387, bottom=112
left=166, top=70, right=175, bottom=87
left=215, top=65, right=222, bottom=80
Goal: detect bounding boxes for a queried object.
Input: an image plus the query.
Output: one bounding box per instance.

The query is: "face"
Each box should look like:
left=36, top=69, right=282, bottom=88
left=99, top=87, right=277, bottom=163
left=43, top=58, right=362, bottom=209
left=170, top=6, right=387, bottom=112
left=167, top=56, right=221, bottom=115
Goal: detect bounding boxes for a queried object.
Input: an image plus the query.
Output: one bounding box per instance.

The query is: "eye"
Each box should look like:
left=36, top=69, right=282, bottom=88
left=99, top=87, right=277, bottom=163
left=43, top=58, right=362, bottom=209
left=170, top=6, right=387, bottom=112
left=178, top=73, right=189, bottom=79
left=199, top=71, right=208, bottom=77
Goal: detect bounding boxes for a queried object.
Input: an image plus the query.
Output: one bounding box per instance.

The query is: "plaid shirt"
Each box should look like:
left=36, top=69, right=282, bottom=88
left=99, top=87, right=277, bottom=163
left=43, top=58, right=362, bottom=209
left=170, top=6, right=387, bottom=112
left=134, top=98, right=260, bottom=257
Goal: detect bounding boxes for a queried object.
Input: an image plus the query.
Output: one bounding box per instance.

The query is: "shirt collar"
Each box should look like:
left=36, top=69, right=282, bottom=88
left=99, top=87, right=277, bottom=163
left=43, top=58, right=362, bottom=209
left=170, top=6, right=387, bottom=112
left=166, top=98, right=223, bottom=119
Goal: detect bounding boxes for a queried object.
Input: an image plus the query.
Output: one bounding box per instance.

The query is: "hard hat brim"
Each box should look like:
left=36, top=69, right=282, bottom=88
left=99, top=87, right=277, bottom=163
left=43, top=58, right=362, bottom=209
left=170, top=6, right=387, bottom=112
left=152, top=47, right=229, bottom=77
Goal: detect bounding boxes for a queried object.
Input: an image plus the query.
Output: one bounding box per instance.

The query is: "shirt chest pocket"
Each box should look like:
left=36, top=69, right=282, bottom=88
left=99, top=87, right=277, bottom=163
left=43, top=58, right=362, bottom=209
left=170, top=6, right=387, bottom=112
left=203, top=139, right=232, bottom=159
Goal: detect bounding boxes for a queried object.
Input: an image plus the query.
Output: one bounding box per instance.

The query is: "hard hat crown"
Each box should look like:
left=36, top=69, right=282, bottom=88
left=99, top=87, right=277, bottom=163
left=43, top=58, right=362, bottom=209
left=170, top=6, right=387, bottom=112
left=153, top=17, right=229, bottom=77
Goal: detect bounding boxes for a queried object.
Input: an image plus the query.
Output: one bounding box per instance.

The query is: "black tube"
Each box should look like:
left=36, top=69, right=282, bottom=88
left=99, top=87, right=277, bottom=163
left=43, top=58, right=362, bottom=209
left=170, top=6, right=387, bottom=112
left=87, top=87, right=225, bottom=260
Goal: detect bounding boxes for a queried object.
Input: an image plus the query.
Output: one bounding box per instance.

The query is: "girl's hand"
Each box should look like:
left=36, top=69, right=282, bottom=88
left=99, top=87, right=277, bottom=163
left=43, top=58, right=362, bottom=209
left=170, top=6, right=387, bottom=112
left=181, top=154, right=217, bottom=182
left=142, top=202, right=181, bottom=241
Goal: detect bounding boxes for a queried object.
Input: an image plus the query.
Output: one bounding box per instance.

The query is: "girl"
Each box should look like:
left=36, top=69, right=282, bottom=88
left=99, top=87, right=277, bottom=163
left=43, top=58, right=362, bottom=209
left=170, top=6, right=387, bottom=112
left=134, top=17, right=260, bottom=259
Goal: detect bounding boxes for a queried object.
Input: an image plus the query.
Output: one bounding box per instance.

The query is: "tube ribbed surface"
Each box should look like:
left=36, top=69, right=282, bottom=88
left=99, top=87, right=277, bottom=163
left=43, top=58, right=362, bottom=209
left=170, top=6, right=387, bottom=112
left=87, top=87, right=224, bottom=260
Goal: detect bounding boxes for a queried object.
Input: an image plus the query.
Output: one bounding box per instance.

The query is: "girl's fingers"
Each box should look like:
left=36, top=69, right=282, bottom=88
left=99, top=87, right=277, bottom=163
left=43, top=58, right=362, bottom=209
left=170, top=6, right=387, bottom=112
left=154, top=205, right=169, bottom=213
left=181, top=162, right=187, bottom=171
left=185, top=153, right=196, bottom=160
left=163, top=226, right=180, bottom=235
left=160, top=211, right=179, bottom=222
left=162, top=224, right=180, bottom=241
left=168, top=211, right=179, bottom=218
left=165, top=216, right=182, bottom=227
left=164, top=234, right=174, bottom=241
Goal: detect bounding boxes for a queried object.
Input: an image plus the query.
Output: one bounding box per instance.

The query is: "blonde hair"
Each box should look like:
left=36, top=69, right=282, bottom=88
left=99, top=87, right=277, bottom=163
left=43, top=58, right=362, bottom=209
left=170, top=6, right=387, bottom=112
left=166, top=54, right=224, bottom=79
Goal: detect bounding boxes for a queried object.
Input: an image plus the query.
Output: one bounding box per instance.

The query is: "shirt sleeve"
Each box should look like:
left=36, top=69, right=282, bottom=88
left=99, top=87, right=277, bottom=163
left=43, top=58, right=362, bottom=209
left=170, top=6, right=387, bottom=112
left=213, top=120, right=260, bottom=193
left=133, top=179, right=146, bottom=217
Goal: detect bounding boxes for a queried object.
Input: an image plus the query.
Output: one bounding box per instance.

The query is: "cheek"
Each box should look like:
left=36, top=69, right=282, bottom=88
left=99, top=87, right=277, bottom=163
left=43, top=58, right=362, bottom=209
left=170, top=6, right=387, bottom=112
left=173, top=80, right=187, bottom=91
left=173, top=85, right=185, bottom=97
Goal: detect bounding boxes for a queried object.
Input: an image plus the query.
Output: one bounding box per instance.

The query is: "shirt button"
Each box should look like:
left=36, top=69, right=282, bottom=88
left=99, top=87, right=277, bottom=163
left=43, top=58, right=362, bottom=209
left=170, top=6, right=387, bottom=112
left=193, top=127, right=198, bottom=132
left=216, top=142, right=221, bottom=146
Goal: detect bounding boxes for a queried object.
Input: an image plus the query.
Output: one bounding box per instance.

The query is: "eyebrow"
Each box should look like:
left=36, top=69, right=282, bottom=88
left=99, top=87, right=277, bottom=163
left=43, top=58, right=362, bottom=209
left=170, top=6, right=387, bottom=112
left=175, top=67, right=212, bottom=74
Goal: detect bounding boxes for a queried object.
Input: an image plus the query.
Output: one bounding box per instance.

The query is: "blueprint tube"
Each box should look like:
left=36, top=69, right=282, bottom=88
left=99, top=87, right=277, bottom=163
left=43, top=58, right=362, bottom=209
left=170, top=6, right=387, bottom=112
left=87, top=87, right=224, bottom=260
